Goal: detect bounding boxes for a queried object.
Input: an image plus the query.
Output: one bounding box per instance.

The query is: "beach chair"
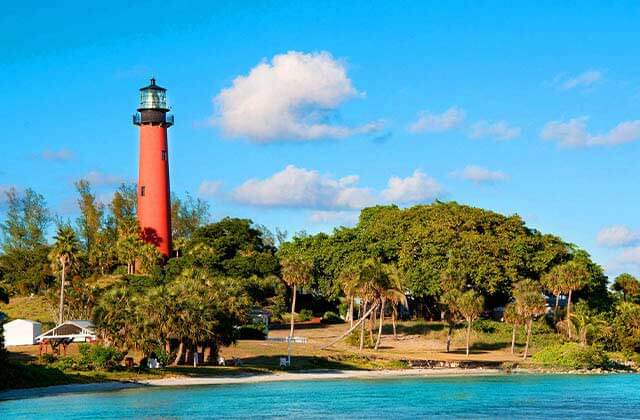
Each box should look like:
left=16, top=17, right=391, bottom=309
left=279, top=357, right=290, bottom=368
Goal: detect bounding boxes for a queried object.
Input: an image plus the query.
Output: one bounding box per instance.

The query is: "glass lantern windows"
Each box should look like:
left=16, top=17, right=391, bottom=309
left=139, top=89, right=167, bottom=110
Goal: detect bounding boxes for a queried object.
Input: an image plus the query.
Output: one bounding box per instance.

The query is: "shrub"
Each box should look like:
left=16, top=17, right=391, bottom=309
left=532, top=343, right=609, bottom=370
left=298, top=309, right=313, bottom=322
left=39, top=353, right=57, bottom=364
left=152, top=348, right=173, bottom=367
left=51, top=356, right=76, bottom=371
left=473, top=319, right=497, bottom=333
left=237, top=323, right=267, bottom=340
left=322, top=311, right=343, bottom=324
left=78, top=343, right=124, bottom=371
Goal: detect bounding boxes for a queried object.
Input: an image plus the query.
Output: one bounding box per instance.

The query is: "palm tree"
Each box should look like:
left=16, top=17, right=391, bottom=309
left=503, top=302, right=524, bottom=354
left=613, top=273, right=640, bottom=302
left=338, top=266, right=360, bottom=328
left=374, top=264, right=407, bottom=350
left=281, top=255, right=314, bottom=338
left=513, top=280, right=546, bottom=359
left=385, top=265, right=408, bottom=340
left=357, top=259, right=381, bottom=350
left=558, top=260, right=590, bottom=339
left=440, top=289, right=462, bottom=353
left=457, top=290, right=484, bottom=357
left=49, top=224, right=80, bottom=325
left=570, top=302, right=606, bottom=346
left=541, top=266, right=564, bottom=322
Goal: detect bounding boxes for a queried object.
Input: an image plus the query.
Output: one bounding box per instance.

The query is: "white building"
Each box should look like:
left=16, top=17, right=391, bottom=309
left=3, top=319, right=42, bottom=346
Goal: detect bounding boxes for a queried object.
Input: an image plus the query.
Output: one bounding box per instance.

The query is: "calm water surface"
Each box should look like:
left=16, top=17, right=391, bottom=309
left=2, top=374, right=640, bottom=419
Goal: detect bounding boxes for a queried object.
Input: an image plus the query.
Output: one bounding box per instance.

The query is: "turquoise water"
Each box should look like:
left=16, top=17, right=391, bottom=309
left=2, top=374, right=640, bottom=419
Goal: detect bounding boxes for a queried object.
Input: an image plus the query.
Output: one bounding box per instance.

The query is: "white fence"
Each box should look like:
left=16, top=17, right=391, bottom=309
left=267, top=336, right=308, bottom=344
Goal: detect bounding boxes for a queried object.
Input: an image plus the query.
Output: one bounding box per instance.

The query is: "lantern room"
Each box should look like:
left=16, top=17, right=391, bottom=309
left=133, top=78, right=173, bottom=126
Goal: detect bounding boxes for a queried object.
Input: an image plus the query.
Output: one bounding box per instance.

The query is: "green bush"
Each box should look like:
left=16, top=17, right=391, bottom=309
left=39, top=353, right=57, bottom=364
left=473, top=319, right=497, bottom=333
left=152, top=348, right=173, bottom=367
left=77, top=343, right=124, bottom=371
left=237, top=324, right=267, bottom=340
left=51, top=356, right=77, bottom=371
left=532, top=343, right=610, bottom=370
left=298, top=309, right=313, bottom=322
left=322, top=311, right=343, bottom=324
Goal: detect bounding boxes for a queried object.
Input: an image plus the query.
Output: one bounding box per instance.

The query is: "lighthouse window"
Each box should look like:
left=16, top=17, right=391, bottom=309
left=161, top=150, right=167, bottom=161
left=141, top=186, right=146, bottom=197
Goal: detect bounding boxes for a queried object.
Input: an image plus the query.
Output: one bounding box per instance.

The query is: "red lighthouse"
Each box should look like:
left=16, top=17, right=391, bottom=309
left=133, top=78, right=173, bottom=257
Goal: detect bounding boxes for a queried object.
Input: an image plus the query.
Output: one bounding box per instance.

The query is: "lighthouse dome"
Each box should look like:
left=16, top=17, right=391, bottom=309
left=139, top=78, right=169, bottom=111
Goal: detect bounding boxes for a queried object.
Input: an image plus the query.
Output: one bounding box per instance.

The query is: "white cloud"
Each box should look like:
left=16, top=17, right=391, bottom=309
left=469, top=121, right=521, bottom=140
left=83, top=171, right=126, bottom=186
left=408, top=107, right=465, bottom=133
left=611, top=247, right=640, bottom=271
left=232, top=165, right=374, bottom=209
left=541, top=117, right=640, bottom=147
left=452, top=165, right=507, bottom=184
left=560, top=70, right=602, bottom=90
left=198, top=180, right=223, bottom=198
left=309, top=210, right=359, bottom=226
left=214, top=51, right=382, bottom=142
left=597, top=225, right=640, bottom=248
left=38, top=149, right=74, bottom=161
left=381, top=170, right=442, bottom=203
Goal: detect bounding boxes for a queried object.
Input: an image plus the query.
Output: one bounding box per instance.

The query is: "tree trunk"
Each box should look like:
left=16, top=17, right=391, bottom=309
left=446, top=322, right=453, bottom=353
left=510, top=324, right=516, bottom=354
left=360, top=301, right=368, bottom=351
left=553, top=292, right=560, bottom=322
left=165, top=339, right=171, bottom=354
left=523, top=319, right=532, bottom=359
left=392, top=308, right=397, bottom=340
left=375, top=298, right=385, bottom=350
left=321, top=303, right=378, bottom=350
left=290, top=284, right=297, bottom=338
left=172, top=340, right=185, bottom=366
left=58, top=259, right=66, bottom=325
left=465, top=319, right=471, bottom=357
left=567, top=289, right=573, bottom=339
left=349, top=297, right=354, bottom=328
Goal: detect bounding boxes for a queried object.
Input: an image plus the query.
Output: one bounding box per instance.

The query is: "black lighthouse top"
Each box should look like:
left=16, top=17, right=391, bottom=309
left=134, top=78, right=174, bottom=127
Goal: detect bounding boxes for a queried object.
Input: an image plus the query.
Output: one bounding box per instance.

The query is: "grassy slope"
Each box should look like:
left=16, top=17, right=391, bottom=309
left=0, top=295, right=55, bottom=324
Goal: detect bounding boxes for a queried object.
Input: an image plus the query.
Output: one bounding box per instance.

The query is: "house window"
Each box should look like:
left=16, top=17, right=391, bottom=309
left=141, top=186, right=146, bottom=197
left=161, top=150, right=167, bottom=161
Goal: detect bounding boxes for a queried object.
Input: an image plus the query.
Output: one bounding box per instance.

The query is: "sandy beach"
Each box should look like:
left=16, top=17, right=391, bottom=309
left=0, top=368, right=505, bottom=401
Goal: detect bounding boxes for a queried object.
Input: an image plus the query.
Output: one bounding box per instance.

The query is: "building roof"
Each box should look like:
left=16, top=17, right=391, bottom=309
left=140, top=78, right=166, bottom=91
left=4, top=319, right=41, bottom=326
left=36, top=320, right=96, bottom=342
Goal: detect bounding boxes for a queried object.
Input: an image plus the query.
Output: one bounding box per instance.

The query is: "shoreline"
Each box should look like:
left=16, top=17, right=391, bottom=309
left=2, top=367, right=633, bottom=402
left=0, top=368, right=502, bottom=401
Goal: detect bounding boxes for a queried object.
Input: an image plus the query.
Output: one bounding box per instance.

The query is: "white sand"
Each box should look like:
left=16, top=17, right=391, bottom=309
left=0, top=368, right=505, bottom=401
left=141, top=367, right=505, bottom=387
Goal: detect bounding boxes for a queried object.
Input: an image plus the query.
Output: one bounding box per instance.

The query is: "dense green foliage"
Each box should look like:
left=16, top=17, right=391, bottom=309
left=279, top=202, right=608, bottom=311
left=532, top=343, right=610, bottom=370
left=1, top=184, right=639, bottom=369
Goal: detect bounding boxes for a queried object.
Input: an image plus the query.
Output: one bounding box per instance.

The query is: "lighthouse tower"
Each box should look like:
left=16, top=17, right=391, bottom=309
left=133, top=78, right=173, bottom=257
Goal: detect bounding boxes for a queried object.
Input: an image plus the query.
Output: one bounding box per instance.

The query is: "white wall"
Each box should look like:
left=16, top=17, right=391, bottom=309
left=4, top=320, right=42, bottom=346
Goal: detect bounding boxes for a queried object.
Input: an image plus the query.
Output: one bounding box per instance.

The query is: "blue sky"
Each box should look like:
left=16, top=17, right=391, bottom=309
left=1, top=1, right=640, bottom=278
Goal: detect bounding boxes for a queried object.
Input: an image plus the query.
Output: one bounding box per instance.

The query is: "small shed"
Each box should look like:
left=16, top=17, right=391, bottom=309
left=3, top=319, right=42, bottom=346
left=36, top=320, right=96, bottom=343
